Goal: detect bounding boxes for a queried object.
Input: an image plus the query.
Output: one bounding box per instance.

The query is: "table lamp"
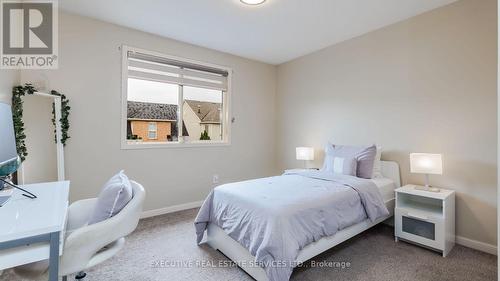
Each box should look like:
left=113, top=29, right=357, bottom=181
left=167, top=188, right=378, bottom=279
left=410, top=153, right=442, bottom=192
left=296, top=147, right=314, bottom=168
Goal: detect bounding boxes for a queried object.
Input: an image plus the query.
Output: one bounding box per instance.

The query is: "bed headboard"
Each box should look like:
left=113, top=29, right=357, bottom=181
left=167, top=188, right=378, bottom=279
left=380, top=161, right=401, bottom=187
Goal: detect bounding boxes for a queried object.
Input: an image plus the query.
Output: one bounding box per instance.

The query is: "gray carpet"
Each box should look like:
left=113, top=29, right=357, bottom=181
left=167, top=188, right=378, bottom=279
left=1, top=208, right=496, bottom=281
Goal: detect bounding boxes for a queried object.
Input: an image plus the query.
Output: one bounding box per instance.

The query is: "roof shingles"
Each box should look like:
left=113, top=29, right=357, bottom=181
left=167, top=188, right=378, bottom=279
left=127, top=100, right=222, bottom=124
left=185, top=100, right=221, bottom=123
left=127, top=101, right=177, bottom=120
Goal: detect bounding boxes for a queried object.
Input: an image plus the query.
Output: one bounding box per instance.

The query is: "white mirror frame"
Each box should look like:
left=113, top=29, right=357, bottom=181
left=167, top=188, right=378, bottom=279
left=18, top=92, right=65, bottom=183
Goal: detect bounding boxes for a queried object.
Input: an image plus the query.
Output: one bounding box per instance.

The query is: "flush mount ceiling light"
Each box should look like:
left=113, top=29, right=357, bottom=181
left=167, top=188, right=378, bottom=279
left=240, top=0, right=266, bottom=5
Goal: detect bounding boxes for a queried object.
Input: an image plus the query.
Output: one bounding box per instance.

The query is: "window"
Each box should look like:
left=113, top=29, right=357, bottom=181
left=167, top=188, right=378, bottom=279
left=122, top=46, right=231, bottom=148
left=148, top=122, right=157, bottom=139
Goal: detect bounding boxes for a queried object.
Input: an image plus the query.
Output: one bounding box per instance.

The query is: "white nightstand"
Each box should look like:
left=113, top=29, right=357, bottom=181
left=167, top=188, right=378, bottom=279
left=394, top=185, right=455, bottom=257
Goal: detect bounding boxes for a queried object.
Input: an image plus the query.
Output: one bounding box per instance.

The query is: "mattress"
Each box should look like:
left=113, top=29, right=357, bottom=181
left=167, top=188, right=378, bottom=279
left=372, top=177, right=396, bottom=202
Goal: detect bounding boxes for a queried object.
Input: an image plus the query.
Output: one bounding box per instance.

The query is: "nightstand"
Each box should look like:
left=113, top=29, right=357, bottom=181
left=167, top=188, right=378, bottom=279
left=394, top=185, right=455, bottom=257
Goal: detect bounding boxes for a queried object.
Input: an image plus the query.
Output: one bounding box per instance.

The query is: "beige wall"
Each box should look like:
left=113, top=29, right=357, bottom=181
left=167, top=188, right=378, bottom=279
left=205, top=124, right=222, bottom=141
left=0, top=70, right=19, bottom=104
left=20, top=12, right=277, bottom=212
left=276, top=0, right=497, bottom=246
left=183, top=102, right=202, bottom=141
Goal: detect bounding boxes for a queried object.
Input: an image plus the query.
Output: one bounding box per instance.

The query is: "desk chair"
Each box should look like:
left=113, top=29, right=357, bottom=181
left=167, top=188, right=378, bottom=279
left=13, top=181, right=145, bottom=280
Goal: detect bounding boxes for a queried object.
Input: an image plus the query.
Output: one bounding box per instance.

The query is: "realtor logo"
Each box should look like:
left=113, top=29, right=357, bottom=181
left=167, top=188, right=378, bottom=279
left=1, top=0, right=58, bottom=69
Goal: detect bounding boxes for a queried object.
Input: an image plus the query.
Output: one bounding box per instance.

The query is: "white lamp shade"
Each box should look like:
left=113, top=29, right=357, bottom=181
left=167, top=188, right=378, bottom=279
left=410, top=153, right=443, bottom=175
left=296, top=147, right=314, bottom=161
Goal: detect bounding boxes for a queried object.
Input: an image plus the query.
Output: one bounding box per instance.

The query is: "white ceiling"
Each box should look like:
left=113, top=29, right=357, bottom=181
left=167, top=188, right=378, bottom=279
left=60, top=0, right=458, bottom=65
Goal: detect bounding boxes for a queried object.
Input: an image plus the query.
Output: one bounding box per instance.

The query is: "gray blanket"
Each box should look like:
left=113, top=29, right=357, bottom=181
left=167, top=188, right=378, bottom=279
left=195, top=170, right=389, bottom=281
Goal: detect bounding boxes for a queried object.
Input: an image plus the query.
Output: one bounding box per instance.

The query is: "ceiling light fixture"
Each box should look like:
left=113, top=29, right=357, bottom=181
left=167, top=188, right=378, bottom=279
left=240, top=0, right=266, bottom=5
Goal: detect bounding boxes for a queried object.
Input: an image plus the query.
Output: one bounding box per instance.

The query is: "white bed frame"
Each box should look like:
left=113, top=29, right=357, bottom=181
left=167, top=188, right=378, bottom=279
left=206, top=161, right=400, bottom=281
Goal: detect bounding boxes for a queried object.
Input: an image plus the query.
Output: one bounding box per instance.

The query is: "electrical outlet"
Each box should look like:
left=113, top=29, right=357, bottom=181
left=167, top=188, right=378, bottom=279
left=213, top=174, right=219, bottom=184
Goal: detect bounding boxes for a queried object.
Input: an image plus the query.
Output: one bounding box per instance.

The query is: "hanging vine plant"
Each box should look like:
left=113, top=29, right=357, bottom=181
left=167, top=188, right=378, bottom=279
left=12, top=84, right=71, bottom=162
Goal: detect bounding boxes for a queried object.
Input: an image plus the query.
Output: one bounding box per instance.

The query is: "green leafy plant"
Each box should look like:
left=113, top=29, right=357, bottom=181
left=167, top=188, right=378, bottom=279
left=50, top=90, right=71, bottom=145
left=12, top=84, right=71, bottom=162
left=200, top=130, right=211, bottom=140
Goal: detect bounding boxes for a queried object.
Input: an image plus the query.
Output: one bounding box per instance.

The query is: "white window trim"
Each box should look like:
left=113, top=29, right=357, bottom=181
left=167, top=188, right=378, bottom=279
left=148, top=122, right=158, bottom=140
left=121, top=45, right=232, bottom=149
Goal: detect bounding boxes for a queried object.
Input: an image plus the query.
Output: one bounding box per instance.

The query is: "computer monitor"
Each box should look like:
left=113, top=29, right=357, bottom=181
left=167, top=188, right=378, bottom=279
left=0, top=104, right=35, bottom=197
left=0, top=103, right=18, bottom=171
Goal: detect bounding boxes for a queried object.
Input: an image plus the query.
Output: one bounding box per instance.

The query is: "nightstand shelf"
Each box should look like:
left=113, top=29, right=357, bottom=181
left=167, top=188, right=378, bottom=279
left=395, top=185, right=455, bottom=257
left=397, top=200, right=443, bottom=218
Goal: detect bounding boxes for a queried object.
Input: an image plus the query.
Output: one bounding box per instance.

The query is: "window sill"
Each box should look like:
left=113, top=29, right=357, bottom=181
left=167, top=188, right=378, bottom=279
left=121, top=141, right=231, bottom=150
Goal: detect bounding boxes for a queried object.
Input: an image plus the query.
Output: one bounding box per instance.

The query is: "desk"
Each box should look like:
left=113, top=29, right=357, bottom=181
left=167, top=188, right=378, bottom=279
left=0, top=181, right=69, bottom=281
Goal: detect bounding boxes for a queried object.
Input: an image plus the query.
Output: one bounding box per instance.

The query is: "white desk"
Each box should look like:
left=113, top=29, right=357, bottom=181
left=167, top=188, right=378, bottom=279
left=0, top=181, right=69, bottom=281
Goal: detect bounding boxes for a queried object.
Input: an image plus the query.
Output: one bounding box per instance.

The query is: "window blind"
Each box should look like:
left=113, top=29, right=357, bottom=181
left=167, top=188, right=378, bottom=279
left=127, top=51, right=228, bottom=91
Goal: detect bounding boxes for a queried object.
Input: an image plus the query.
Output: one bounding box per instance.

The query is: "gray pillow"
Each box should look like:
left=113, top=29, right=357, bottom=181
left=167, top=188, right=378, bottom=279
left=321, top=144, right=377, bottom=179
left=89, top=170, right=133, bottom=225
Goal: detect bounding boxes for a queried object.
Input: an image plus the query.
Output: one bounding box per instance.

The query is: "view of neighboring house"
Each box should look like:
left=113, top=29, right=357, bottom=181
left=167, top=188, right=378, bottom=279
left=127, top=101, right=177, bottom=142
left=183, top=100, right=222, bottom=141
left=127, top=100, right=222, bottom=142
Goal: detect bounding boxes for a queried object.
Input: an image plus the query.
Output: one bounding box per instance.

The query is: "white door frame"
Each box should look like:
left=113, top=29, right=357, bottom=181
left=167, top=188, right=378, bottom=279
left=18, top=92, right=65, bottom=183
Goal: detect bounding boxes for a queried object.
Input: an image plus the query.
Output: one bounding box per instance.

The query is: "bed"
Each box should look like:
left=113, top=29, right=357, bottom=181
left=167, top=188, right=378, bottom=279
left=195, top=161, right=400, bottom=281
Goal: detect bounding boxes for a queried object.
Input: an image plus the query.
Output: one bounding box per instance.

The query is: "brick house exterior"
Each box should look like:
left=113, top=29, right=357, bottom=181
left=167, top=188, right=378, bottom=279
left=128, top=120, right=172, bottom=142
left=127, top=101, right=177, bottom=142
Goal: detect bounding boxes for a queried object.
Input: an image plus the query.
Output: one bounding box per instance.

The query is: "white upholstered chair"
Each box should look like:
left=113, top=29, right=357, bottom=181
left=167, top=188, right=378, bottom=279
left=13, top=181, right=146, bottom=281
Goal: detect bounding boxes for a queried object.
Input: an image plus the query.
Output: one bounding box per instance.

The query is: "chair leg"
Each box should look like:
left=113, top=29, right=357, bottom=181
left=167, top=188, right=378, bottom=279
left=75, top=271, right=86, bottom=280
left=62, top=276, right=67, bottom=281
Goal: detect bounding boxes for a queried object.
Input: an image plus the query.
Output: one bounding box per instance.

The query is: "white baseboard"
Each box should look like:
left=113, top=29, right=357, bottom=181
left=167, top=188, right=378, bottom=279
left=456, top=235, right=497, bottom=255
left=141, top=200, right=203, bottom=219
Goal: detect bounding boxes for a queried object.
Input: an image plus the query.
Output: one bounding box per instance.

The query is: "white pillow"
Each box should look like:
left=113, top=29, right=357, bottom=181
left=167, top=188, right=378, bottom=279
left=321, top=143, right=377, bottom=178
left=372, top=146, right=383, bottom=178
left=89, top=170, right=133, bottom=225
left=320, top=144, right=358, bottom=176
